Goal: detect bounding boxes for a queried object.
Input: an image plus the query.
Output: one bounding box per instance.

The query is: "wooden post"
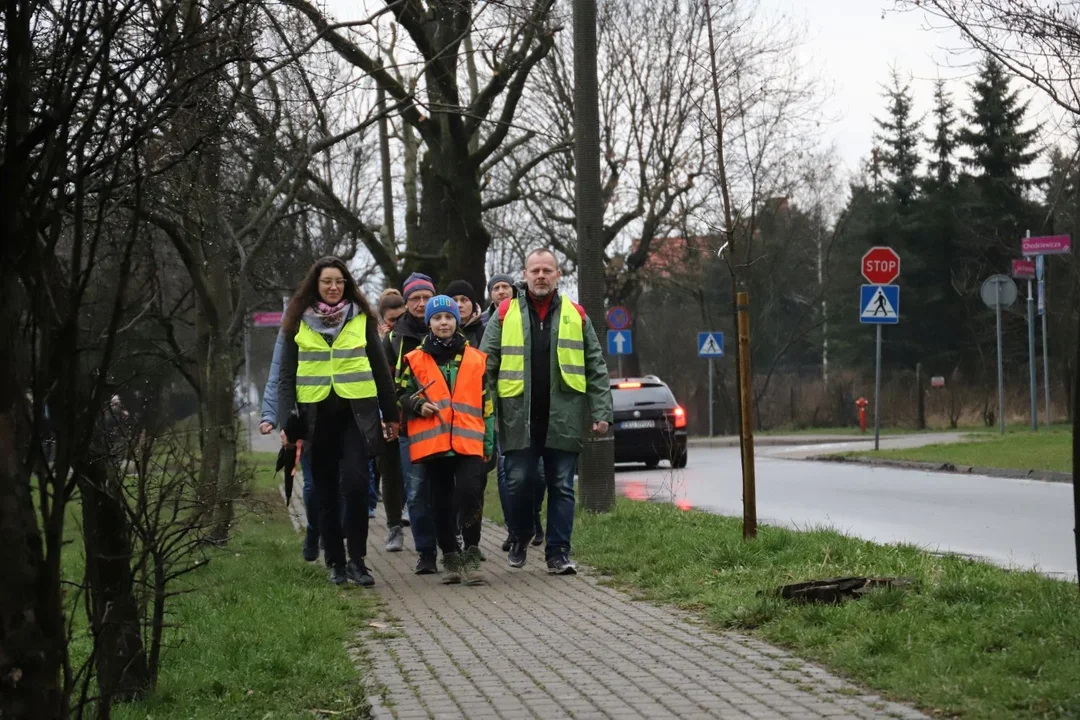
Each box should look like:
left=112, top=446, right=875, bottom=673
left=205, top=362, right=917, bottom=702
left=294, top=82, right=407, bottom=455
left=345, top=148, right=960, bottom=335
left=737, top=292, right=757, bottom=540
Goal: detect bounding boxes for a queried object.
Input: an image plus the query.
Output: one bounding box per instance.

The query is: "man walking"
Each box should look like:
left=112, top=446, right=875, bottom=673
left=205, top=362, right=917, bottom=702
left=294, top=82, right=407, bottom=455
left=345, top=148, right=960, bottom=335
left=481, top=248, right=612, bottom=574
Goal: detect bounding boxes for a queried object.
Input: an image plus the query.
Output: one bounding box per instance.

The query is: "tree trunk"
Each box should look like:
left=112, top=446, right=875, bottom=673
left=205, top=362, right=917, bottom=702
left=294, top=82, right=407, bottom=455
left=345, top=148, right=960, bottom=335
left=197, top=334, right=238, bottom=542
left=573, top=0, right=614, bottom=512
left=0, top=0, right=66, bottom=712
left=78, top=456, right=150, bottom=703
left=414, top=146, right=490, bottom=291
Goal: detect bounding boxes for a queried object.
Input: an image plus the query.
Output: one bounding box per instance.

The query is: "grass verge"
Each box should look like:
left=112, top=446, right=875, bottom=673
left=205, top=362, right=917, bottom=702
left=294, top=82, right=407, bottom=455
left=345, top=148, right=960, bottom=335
left=482, top=483, right=1080, bottom=718
left=72, top=452, right=377, bottom=720
left=848, top=427, right=1072, bottom=473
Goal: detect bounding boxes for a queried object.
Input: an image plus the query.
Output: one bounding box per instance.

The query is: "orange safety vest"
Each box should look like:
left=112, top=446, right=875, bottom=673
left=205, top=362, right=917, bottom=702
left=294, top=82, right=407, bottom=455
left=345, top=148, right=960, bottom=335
left=404, top=346, right=488, bottom=462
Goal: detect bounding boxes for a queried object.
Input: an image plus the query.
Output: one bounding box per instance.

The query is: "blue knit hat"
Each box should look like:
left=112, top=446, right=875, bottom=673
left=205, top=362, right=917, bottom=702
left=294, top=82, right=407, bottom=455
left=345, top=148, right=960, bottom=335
left=424, top=295, right=460, bottom=326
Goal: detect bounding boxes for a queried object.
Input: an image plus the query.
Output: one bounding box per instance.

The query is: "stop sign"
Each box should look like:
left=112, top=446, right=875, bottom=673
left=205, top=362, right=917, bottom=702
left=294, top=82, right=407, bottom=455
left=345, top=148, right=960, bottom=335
left=861, top=246, right=901, bottom=284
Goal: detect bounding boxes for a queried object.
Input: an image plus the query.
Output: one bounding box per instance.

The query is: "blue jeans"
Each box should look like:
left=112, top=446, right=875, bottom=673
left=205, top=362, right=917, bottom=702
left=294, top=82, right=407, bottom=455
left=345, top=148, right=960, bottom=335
left=400, top=435, right=436, bottom=554
left=498, top=449, right=546, bottom=537
left=301, top=450, right=317, bottom=534
left=503, top=446, right=578, bottom=558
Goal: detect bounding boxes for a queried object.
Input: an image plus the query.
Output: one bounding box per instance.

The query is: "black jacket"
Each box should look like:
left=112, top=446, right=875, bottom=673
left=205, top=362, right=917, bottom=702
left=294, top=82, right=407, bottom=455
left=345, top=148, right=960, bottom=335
left=383, top=311, right=428, bottom=381
left=460, top=313, right=485, bottom=349
left=278, top=312, right=399, bottom=456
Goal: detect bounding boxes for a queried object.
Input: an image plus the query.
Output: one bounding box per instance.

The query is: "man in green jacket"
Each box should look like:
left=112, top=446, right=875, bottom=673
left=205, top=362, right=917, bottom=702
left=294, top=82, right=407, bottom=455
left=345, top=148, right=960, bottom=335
left=480, top=248, right=613, bottom=574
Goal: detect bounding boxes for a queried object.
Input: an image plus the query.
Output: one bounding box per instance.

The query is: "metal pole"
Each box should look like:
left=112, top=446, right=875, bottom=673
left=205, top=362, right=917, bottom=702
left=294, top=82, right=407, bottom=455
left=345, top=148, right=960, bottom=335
left=708, top=357, right=714, bottom=438
left=1040, top=257, right=1051, bottom=426
left=873, top=324, right=882, bottom=451
left=1042, top=305, right=1051, bottom=426
left=996, top=281, right=1005, bottom=435
left=1027, top=275, right=1038, bottom=430
left=244, top=322, right=253, bottom=450
left=736, top=292, right=756, bottom=540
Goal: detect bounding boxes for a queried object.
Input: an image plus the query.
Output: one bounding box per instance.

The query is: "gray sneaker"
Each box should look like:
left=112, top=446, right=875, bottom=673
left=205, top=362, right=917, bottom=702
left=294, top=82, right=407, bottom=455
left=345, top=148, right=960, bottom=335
left=385, top=525, right=404, bottom=552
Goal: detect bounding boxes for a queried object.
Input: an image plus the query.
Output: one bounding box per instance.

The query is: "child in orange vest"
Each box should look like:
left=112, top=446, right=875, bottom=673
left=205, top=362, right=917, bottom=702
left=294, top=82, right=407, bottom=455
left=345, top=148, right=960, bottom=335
left=397, top=295, right=495, bottom=584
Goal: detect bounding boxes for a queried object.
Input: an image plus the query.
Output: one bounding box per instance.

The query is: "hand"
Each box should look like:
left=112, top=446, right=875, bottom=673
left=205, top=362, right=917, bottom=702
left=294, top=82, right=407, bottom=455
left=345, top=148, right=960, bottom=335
left=279, top=430, right=287, bottom=445
left=259, top=421, right=273, bottom=435
left=382, top=421, right=400, bottom=441
left=419, top=402, right=439, bottom=418
left=592, top=421, right=610, bottom=435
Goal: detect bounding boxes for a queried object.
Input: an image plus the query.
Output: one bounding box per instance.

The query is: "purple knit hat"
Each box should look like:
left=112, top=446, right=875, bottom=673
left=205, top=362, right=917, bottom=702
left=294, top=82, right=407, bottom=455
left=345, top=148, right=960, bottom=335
left=402, top=272, right=436, bottom=301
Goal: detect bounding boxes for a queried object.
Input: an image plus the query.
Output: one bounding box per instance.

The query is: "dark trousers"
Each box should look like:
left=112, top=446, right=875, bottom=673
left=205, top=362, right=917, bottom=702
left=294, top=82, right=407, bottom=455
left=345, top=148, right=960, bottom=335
left=309, top=396, right=369, bottom=568
left=424, top=454, right=486, bottom=556
left=377, top=439, right=405, bottom=527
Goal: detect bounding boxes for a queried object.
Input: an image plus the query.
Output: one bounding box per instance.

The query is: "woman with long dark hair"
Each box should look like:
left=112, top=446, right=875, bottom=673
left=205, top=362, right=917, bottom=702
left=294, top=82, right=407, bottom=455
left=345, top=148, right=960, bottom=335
left=278, top=257, right=400, bottom=586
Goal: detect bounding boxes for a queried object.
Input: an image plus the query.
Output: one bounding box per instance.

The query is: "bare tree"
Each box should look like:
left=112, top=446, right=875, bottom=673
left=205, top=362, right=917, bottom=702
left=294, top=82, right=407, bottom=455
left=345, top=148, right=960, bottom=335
left=892, top=0, right=1080, bottom=590
left=281, top=0, right=559, bottom=291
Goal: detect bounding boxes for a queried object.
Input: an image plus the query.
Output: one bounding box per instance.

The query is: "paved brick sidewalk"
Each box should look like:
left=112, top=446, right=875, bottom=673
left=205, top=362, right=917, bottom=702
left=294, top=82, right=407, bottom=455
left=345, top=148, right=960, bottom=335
left=322, top=506, right=927, bottom=720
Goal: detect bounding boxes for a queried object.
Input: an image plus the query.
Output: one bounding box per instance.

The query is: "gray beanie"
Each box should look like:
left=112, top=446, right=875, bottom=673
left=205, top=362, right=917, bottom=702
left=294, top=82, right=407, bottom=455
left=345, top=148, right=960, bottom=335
left=487, top=273, right=515, bottom=294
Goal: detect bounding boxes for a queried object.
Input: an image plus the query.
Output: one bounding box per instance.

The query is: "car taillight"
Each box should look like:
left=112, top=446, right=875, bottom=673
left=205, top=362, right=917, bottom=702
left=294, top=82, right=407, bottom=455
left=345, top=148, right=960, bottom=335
left=673, top=405, right=686, bottom=429
left=617, top=382, right=642, bottom=389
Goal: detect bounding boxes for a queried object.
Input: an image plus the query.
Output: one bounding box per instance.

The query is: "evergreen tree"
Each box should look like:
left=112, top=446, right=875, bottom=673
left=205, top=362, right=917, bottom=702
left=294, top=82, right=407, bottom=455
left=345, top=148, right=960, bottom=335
left=925, top=79, right=957, bottom=193
left=957, top=56, right=1040, bottom=217
left=874, top=70, right=922, bottom=207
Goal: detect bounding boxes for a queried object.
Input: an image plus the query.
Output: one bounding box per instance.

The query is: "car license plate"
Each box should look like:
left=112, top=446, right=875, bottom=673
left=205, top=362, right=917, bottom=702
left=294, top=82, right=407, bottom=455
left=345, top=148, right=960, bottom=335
left=619, top=420, right=656, bottom=430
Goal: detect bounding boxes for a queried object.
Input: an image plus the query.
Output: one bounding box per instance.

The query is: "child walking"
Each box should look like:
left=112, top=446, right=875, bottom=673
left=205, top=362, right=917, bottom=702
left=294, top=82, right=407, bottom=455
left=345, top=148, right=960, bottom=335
left=397, top=296, right=495, bottom=585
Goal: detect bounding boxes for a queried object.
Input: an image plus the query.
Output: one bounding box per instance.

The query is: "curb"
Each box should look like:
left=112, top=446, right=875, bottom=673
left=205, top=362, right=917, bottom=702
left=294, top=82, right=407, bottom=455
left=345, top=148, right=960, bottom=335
left=814, top=454, right=1071, bottom=484
left=688, top=436, right=867, bottom=448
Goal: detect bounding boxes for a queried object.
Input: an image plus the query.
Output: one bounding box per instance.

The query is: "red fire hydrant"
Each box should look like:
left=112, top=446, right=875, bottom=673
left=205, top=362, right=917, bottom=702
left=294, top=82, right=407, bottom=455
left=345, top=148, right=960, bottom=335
left=855, top=397, right=869, bottom=434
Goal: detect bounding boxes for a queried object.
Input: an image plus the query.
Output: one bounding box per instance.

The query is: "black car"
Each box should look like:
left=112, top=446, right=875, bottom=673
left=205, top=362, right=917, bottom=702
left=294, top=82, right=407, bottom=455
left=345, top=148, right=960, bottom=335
left=610, top=376, right=688, bottom=468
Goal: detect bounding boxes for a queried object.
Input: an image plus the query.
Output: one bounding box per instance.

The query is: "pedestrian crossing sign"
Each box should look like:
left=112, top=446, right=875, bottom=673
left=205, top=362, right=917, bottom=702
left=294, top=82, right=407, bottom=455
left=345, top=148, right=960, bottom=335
left=859, top=284, right=900, bottom=324
left=697, top=332, right=724, bottom=357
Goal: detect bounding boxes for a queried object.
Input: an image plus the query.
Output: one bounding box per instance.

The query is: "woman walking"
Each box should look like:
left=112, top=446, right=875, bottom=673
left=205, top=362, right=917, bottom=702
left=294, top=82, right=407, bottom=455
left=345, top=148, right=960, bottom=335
left=397, top=296, right=494, bottom=585
left=278, top=257, right=400, bottom=586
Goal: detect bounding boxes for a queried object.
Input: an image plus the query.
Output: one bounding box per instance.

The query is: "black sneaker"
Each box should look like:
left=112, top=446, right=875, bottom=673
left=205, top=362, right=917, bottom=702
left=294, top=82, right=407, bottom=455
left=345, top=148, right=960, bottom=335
left=508, top=541, right=527, bottom=569
left=329, top=564, right=347, bottom=585
left=501, top=533, right=512, bottom=552
left=302, top=529, right=319, bottom=562
left=347, top=560, right=375, bottom=587
left=415, top=550, right=438, bottom=575
left=531, top=527, right=544, bottom=547
left=546, top=554, right=577, bottom=575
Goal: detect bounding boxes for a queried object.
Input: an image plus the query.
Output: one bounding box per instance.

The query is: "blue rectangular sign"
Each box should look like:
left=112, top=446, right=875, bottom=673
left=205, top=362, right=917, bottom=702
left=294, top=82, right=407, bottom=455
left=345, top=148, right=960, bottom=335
left=607, top=330, right=632, bottom=355
left=859, top=284, right=900, bottom=324
left=697, top=332, right=724, bottom=357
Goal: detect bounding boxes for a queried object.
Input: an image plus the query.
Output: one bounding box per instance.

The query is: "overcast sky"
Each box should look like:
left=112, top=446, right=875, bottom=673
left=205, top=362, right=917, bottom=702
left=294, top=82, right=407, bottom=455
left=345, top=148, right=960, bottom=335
left=763, top=0, right=1068, bottom=180
left=323, top=0, right=1065, bottom=184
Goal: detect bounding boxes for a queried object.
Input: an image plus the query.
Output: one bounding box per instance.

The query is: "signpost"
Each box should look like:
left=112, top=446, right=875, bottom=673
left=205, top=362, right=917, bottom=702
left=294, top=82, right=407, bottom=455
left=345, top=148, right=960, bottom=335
left=698, top=332, right=724, bottom=437
left=1011, top=258, right=1035, bottom=280
left=861, top=246, right=901, bottom=285
left=1021, top=234, right=1071, bottom=256
left=859, top=247, right=901, bottom=451
left=607, top=330, right=632, bottom=357
left=1021, top=233, right=1038, bottom=430
left=605, top=306, right=631, bottom=330
left=1037, top=254, right=1050, bottom=425
left=606, top=306, right=632, bottom=376
left=980, top=274, right=1018, bottom=436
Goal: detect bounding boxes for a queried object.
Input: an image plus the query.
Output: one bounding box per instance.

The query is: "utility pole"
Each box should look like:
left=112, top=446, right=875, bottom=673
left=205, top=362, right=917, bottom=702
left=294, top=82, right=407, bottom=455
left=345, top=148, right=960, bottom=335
left=573, top=0, right=614, bottom=512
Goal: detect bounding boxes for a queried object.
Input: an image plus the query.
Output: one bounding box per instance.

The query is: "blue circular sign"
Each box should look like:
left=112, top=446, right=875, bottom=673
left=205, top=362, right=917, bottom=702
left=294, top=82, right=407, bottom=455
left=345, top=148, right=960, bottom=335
left=606, top=306, right=631, bottom=330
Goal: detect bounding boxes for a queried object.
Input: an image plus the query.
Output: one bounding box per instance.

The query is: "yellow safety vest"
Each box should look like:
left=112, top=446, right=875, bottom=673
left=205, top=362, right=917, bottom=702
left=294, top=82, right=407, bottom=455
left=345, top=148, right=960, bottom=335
left=498, top=298, right=586, bottom=397
left=295, top=313, right=377, bottom=402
